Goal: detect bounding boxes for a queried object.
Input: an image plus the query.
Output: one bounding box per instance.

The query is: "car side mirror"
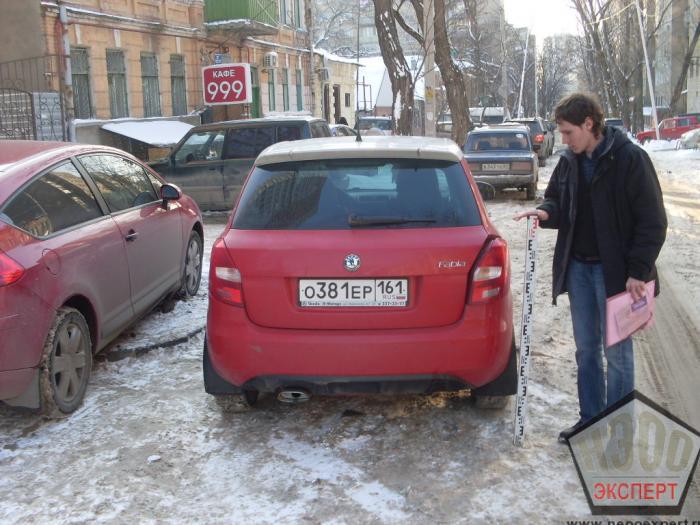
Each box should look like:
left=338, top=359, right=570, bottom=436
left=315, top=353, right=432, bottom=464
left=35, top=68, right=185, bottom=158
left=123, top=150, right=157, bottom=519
left=160, top=183, right=182, bottom=208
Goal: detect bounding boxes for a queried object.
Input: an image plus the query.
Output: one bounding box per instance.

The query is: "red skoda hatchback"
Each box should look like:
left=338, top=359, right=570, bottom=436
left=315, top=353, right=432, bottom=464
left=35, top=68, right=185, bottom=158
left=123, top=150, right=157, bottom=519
left=204, top=136, right=515, bottom=409
left=0, top=141, right=203, bottom=415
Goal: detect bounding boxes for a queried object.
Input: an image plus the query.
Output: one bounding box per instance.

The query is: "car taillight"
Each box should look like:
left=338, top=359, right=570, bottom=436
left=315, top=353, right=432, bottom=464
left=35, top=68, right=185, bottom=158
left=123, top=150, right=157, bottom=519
left=469, top=237, right=509, bottom=303
left=0, top=251, right=24, bottom=287
left=534, top=134, right=544, bottom=143
left=209, top=238, right=244, bottom=307
left=511, top=161, right=532, bottom=171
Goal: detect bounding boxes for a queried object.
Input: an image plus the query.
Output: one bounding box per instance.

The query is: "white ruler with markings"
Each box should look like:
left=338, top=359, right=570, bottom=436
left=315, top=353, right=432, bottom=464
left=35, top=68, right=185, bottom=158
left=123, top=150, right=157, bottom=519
left=514, top=216, right=539, bottom=447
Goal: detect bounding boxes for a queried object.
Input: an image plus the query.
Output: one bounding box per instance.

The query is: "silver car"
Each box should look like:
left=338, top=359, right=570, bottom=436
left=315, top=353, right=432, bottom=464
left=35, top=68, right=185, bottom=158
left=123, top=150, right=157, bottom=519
left=463, top=126, right=539, bottom=200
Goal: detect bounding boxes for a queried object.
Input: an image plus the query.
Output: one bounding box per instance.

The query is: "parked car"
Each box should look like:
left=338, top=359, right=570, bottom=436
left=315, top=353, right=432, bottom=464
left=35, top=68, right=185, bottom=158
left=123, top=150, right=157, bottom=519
left=330, top=124, right=357, bottom=137
left=203, top=136, right=516, bottom=411
left=604, top=117, right=626, bottom=133
left=0, top=141, right=203, bottom=415
left=678, top=127, right=700, bottom=149
left=463, top=125, right=539, bottom=199
left=356, top=116, right=393, bottom=136
left=150, top=117, right=332, bottom=211
left=507, top=117, right=554, bottom=166
left=636, top=115, right=700, bottom=143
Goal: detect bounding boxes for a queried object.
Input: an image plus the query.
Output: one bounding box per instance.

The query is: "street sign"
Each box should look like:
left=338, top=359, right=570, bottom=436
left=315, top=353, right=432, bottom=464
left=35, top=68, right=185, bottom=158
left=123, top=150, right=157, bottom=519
left=202, top=63, right=252, bottom=106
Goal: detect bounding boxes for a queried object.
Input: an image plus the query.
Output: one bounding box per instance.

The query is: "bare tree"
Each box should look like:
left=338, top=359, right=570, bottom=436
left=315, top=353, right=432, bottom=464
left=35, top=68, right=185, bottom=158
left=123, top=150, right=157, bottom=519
left=538, top=36, right=580, bottom=118
left=373, top=0, right=415, bottom=134
left=670, top=20, right=700, bottom=114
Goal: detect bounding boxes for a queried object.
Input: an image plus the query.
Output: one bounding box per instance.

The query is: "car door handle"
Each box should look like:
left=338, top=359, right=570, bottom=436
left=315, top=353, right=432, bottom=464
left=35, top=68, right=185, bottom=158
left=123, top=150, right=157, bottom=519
left=125, top=230, right=139, bottom=242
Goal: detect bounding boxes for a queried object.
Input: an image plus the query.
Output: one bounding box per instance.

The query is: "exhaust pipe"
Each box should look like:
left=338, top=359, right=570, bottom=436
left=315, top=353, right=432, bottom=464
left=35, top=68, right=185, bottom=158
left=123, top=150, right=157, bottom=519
left=277, top=388, right=311, bottom=404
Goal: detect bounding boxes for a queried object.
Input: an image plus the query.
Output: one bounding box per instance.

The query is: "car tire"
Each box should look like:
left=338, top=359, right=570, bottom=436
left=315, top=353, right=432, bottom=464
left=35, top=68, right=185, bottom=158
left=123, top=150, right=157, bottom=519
left=39, top=307, right=92, bottom=416
left=178, top=230, right=203, bottom=300
left=525, top=183, right=536, bottom=200
left=538, top=157, right=546, bottom=167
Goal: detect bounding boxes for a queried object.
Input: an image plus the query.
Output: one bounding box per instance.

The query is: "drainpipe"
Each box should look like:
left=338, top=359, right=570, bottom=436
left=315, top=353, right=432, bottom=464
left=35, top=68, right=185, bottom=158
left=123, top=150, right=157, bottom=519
left=58, top=1, right=75, bottom=141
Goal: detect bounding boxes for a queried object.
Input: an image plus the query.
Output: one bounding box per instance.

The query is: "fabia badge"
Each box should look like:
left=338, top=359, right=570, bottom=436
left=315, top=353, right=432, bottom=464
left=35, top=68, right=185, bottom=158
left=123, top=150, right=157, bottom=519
left=566, top=390, right=700, bottom=515
left=344, top=254, right=361, bottom=272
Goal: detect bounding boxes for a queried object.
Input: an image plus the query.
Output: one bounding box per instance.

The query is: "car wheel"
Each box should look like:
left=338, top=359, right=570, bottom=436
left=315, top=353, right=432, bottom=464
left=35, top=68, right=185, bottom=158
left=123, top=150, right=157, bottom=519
left=525, top=183, right=537, bottom=200
left=472, top=395, right=510, bottom=409
left=40, top=307, right=92, bottom=416
left=538, top=157, right=546, bottom=167
left=214, top=391, right=259, bottom=413
left=179, top=230, right=203, bottom=299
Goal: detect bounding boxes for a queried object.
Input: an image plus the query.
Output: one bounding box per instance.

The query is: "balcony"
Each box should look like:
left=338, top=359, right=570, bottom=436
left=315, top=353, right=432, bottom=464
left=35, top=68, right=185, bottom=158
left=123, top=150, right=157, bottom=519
left=204, top=0, right=279, bottom=37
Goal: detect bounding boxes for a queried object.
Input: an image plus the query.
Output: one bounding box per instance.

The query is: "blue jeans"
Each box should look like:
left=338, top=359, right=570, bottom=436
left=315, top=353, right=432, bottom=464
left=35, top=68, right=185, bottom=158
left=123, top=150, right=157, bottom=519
left=566, top=259, right=634, bottom=422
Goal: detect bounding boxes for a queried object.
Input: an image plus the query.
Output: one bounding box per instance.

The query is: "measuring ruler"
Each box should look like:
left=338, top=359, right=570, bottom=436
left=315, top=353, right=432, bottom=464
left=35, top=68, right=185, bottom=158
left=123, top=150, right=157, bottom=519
left=514, top=215, right=539, bottom=447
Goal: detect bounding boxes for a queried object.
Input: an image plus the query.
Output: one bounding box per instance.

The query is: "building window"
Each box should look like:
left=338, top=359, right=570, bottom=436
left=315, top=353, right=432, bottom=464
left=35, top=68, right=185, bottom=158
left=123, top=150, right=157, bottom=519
left=140, top=52, right=161, bottom=117
left=280, top=0, right=288, bottom=25
left=106, top=50, right=128, bottom=119
left=294, top=0, right=302, bottom=27
left=71, top=47, right=92, bottom=119
left=296, top=69, right=303, bottom=111
left=170, top=54, right=187, bottom=115
left=345, top=93, right=351, bottom=108
left=268, top=69, right=276, bottom=112
left=282, top=68, right=290, bottom=111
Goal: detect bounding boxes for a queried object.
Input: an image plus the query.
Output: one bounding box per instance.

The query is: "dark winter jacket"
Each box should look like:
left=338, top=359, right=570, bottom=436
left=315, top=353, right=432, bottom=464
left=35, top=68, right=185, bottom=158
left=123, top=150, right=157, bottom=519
left=537, top=126, right=667, bottom=304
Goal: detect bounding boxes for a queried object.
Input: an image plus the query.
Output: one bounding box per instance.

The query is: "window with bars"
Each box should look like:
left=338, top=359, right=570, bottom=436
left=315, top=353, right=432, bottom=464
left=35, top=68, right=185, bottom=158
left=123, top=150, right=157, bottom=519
left=268, top=69, right=276, bottom=112
left=170, top=54, right=187, bottom=115
left=106, top=50, right=129, bottom=119
left=296, top=68, right=303, bottom=111
left=282, top=68, right=290, bottom=111
left=140, top=52, right=161, bottom=117
left=71, top=47, right=92, bottom=119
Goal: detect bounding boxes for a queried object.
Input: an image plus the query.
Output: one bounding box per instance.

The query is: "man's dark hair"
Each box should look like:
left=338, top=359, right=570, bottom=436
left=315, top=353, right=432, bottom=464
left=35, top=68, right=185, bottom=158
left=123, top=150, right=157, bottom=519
left=554, top=93, right=605, bottom=137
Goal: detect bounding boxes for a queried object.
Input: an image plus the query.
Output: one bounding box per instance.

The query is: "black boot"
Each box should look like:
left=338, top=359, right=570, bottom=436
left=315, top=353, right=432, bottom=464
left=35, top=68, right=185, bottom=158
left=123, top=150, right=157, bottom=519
left=558, top=420, right=586, bottom=443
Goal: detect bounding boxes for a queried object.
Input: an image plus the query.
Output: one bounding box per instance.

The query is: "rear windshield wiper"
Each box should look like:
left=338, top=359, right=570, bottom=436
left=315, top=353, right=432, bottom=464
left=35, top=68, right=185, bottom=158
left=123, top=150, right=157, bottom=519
left=348, top=215, right=437, bottom=226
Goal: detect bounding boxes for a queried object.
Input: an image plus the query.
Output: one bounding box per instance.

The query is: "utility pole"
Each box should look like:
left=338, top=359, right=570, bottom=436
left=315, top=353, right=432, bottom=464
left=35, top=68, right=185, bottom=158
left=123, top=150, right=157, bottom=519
left=635, top=0, right=660, bottom=139
left=423, top=0, right=435, bottom=136
left=516, top=27, right=530, bottom=118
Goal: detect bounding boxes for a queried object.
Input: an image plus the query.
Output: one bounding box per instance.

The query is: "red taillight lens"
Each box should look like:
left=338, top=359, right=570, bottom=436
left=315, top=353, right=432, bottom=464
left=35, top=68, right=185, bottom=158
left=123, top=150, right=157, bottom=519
left=511, top=161, right=532, bottom=171
left=0, top=251, right=24, bottom=287
left=469, top=238, right=509, bottom=303
left=534, top=134, right=544, bottom=143
left=209, top=238, right=244, bottom=307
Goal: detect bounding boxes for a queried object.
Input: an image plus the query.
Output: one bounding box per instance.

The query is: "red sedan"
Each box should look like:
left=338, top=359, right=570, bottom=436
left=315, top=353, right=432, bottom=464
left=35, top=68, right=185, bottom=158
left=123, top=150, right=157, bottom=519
left=0, top=141, right=203, bottom=415
left=204, top=136, right=516, bottom=410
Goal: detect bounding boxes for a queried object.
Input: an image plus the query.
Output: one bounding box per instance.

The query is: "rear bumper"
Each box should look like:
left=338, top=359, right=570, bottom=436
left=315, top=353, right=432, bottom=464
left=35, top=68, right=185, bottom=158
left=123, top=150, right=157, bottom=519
left=206, top=291, right=513, bottom=392
left=473, top=174, right=535, bottom=188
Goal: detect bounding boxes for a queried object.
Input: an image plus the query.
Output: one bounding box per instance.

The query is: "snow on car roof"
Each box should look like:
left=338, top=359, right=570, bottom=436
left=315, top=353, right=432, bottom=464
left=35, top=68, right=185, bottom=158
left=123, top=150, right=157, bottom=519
left=255, top=136, right=463, bottom=165
left=102, top=120, right=194, bottom=147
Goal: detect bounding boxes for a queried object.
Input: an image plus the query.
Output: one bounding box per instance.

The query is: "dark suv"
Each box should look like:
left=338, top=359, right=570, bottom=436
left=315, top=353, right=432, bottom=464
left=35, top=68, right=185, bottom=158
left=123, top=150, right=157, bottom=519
left=151, top=117, right=331, bottom=210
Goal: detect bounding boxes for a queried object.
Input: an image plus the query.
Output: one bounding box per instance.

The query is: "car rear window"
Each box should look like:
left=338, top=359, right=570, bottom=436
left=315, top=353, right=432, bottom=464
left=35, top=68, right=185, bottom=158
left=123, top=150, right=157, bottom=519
left=358, top=119, right=392, bottom=131
left=232, top=158, right=481, bottom=230
left=465, top=132, right=530, bottom=151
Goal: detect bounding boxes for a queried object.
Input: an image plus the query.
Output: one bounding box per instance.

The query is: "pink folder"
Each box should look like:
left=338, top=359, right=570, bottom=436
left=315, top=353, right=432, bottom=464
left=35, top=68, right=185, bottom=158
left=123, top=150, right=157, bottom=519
left=605, top=281, right=656, bottom=347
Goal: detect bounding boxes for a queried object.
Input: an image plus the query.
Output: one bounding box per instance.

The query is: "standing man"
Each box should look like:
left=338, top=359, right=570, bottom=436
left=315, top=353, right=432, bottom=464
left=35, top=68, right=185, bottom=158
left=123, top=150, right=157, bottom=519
left=515, top=93, right=667, bottom=442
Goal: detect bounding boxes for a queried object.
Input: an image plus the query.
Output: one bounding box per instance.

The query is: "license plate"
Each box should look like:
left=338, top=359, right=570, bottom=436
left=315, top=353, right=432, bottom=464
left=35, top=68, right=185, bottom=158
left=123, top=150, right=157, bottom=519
left=299, top=279, right=408, bottom=307
left=482, top=163, right=510, bottom=171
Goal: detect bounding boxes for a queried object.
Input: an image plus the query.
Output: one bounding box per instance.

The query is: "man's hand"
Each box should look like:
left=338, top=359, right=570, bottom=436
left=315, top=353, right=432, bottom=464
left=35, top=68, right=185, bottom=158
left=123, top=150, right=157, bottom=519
left=626, top=277, right=647, bottom=302
left=513, top=209, right=549, bottom=221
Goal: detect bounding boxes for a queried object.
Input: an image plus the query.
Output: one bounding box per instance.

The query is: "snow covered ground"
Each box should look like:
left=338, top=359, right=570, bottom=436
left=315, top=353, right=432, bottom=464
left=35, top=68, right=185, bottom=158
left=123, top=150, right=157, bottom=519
left=0, top=146, right=698, bottom=524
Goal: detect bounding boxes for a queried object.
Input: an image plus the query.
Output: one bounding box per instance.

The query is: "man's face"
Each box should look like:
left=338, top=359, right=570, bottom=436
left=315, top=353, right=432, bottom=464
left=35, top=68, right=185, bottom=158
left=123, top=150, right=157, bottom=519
left=558, top=117, right=596, bottom=154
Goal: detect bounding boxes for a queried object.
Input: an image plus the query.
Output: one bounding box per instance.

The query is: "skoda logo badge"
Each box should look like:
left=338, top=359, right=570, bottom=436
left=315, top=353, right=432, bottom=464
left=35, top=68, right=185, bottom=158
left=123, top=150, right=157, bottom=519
left=344, top=254, right=361, bottom=272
